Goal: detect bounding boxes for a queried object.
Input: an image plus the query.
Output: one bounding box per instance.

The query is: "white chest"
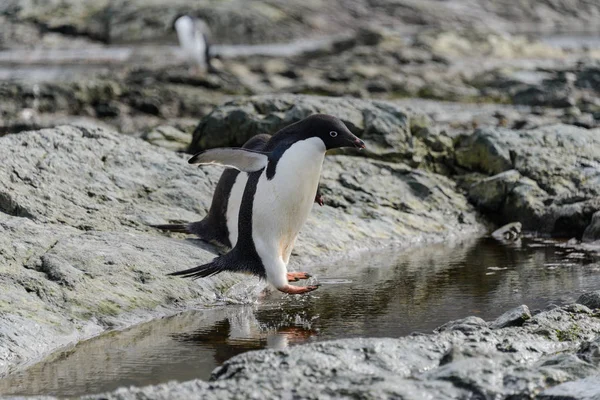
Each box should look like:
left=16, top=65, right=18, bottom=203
left=252, top=138, right=326, bottom=248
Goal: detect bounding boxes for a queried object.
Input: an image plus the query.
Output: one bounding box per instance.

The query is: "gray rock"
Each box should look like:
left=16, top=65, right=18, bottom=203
left=513, top=85, right=575, bottom=108
left=84, top=304, right=600, bottom=400
left=577, top=291, right=600, bottom=310
left=537, top=377, right=600, bottom=400
left=0, top=124, right=483, bottom=376
left=583, top=211, right=600, bottom=243
left=468, top=170, right=522, bottom=211
left=577, top=336, right=600, bottom=365
left=491, top=221, right=522, bottom=241
left=468, top=170, right=548, bottom=228
left=435, top=316, right=488, bottom=334
left=141, top=125, right=192, bottom=152
left=457, top=125, right=600, bottom=235
left=455, top=129, right=513, bottom=175
left=491, top=305, right=531, bottom=329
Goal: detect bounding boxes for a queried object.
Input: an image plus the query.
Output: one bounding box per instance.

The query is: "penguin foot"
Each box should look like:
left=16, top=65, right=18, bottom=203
left=286, top=272, right=311, bottom=282
left=278, top=285, right=320, bottom=295
left=315, top=193, right=324, bottom=207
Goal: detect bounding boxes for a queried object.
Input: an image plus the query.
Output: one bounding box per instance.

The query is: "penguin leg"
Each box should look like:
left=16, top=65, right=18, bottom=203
left=280, top=238, right=312, bottom=284
left=314, top=192, right=324, bottom=206
left=286, top=272, right=311, bottom=282
left=314, top=186, right=324, bottom=206
left=262, top=255, right=318, bottom=295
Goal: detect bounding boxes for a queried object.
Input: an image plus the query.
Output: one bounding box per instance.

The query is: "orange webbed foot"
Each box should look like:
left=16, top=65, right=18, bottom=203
left=286, top=272, right=311, bottom=282
left=278, top=284, right=319, bottom=295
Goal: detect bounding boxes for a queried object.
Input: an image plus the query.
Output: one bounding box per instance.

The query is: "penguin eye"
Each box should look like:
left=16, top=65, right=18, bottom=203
left=329, top=131, right=338, bottom=138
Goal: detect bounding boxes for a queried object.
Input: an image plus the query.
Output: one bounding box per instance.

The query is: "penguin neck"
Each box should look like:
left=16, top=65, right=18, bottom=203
left=279, top=137, right=326, bottom=174
left=268, top=137, right=325, bottom=202
left=266, top=137, right=326, bottom=180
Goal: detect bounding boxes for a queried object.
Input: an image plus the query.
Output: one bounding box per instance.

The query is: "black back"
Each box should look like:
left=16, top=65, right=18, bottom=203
left=187, top=134, right=270, bottom=247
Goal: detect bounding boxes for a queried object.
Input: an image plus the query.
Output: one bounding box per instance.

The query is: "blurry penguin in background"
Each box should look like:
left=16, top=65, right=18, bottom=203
left=174, top=14, right=214, bottom=74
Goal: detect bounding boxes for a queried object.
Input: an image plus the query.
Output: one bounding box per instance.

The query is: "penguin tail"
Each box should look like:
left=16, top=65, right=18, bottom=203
left=168, top=258, right=224, bottom=279
left=168, top=248, right=263, bottom=280
left=151, top=223, right=190, bottom=233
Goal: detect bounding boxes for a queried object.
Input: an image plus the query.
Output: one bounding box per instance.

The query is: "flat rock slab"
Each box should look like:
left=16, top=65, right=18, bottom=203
left=0, top=125, right=483, bottom=376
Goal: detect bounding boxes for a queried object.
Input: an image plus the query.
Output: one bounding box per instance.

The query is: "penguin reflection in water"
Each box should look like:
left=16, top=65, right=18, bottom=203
left=169, top=115, right=365, bottom=294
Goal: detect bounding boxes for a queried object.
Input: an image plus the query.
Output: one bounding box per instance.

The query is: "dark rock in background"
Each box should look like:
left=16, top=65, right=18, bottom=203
left=583, top=211, right=600, bottom=243
left=189, top=94, right=454, bottom=172
left=577, top=291, right=600, bottom=310
left=456, top=125, right=600, bottom=237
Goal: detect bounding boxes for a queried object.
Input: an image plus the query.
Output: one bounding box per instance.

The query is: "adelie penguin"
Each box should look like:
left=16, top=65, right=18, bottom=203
left=169, top=114, right=365, bottom=294
left=153, top=135, right=324, bottom=251
left=173, top=14, right=213, bottom=74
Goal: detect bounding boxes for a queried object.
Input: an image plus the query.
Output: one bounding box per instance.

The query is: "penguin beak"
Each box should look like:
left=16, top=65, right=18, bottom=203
left=353, top=138, right=366, bottom=149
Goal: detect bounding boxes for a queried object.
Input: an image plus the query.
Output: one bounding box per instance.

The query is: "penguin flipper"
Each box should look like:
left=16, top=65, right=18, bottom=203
left=188, top=148, right=268, bottom=172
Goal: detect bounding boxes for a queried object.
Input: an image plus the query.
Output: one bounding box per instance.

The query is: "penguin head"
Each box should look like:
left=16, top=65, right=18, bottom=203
left=172, top=14, right=191, bottom=32
left=302, top=114, right=366, bottom=150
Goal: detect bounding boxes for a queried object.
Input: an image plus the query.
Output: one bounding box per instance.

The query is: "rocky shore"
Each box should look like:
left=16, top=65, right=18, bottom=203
left=1, top=0, right=600, bottom=398
left=1, top=95, right=599, bottom=399
left=0, top=121, right=484, bottom=378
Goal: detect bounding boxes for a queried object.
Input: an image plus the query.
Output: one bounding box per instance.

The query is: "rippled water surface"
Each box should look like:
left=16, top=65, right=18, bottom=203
left=1, top=237, right=599, bottom=397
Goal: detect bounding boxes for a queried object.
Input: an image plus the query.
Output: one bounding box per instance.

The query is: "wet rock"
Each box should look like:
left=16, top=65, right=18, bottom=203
left=0, top=124, right=483, bottom=376
left=435, top=316, right=488, bottom=334
left=467, top=170, right=547, bottom=228
left=583, top=211, right=600, bottom=243
left=577, top=336, right=600, bottom=365
left=577, top=291, right=600, bottom=310
left=85, top=304, right=600, bottom=399
left=491, top=305, right=531, bottom=329
left=491, top=222, right=522, bottom=241
left=456, top=125, right=600, bottom=235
